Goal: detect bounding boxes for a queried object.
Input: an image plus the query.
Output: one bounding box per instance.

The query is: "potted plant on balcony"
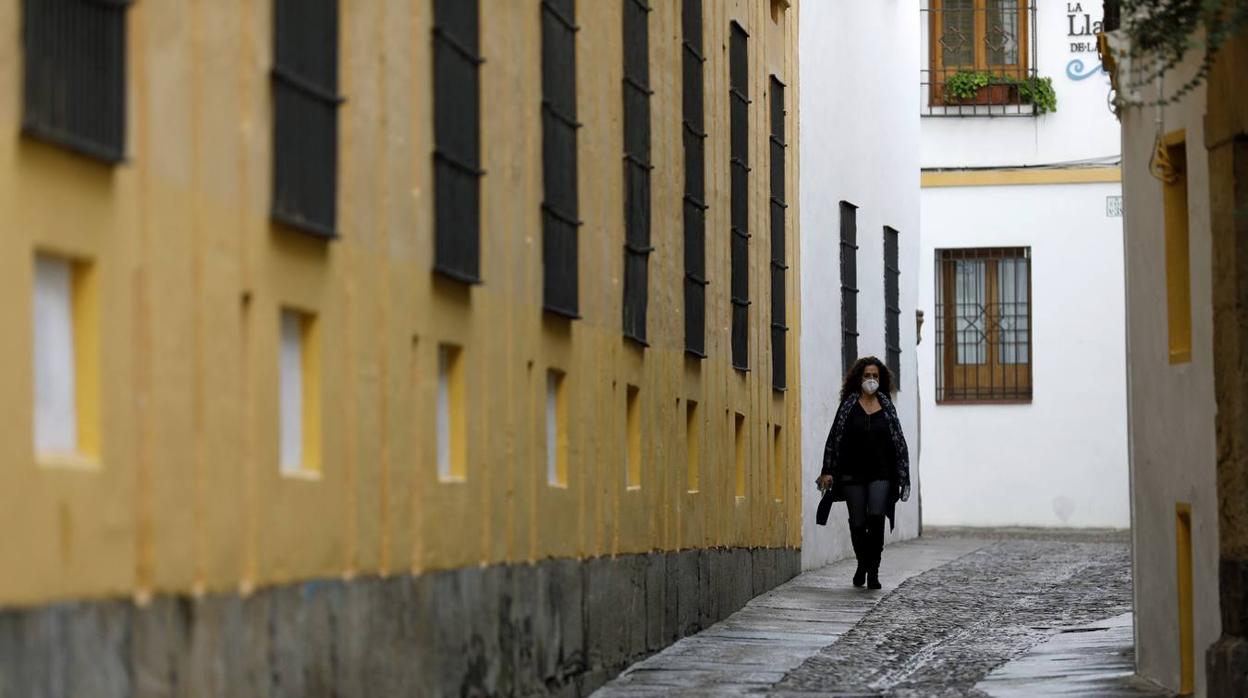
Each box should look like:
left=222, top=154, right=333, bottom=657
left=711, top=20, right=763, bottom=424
left=944, top=71, right=1014, bottom=106
left=941, top=71, right=1058, bottom=114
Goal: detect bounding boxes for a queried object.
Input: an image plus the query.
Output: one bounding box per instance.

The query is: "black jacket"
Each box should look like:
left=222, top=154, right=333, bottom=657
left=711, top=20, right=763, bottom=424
left=815, top=391, right=911, bottom=530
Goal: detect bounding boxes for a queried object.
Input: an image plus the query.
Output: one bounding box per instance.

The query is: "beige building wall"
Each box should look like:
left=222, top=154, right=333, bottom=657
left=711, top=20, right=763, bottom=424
left=0, top=0, right=799, bottom=608
left=1117, top=50, right=1222, bottom=695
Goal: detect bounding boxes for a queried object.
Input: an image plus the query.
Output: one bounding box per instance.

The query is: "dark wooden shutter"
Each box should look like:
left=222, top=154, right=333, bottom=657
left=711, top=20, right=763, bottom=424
left=729, top=22, right=750, bottom=371
left=884, top=226, right=901, bottom=384
left=682, top=0, right=707, bottom=358
left=433, top=0, right=484, bottom=283
left=22, top=0, right=129, bottom=163
left=622, top=0, right=653, bottom=345
left=272, top=0, right=342, bottom=238
left=541, top=0, right=581, bottom=318
left=769, top=76, right=788, bottom=390
left=840, top=202, right=859, bottom=376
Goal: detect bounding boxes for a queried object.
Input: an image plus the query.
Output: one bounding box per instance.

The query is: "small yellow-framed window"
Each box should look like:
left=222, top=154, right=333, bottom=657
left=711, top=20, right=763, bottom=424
left=685, top=399, right=700, bottom=493
left=772, top=424, right=784, bottom=502
left=626, top=385, right=641, bottom=490
left=546, top=368, right=568, bottom=488
left=1162, top=130, right=1192, bottom=365
left=1175, top=502, right=1194, bottom=694
left=436, top=343, right=467, bottom=482
left=279, top=307, right=321, bottom=476
left=733, top=412, right=746, bottom=499
left=32, top=253, right=100, bottom=467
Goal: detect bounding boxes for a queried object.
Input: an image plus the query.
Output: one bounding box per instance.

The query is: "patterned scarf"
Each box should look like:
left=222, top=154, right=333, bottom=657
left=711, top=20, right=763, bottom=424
left=821, top=391, right=911, bottom=489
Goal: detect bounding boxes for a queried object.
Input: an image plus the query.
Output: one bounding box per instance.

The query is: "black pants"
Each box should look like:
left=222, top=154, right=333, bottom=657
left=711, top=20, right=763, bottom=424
left=843, top=480, right=890, bottom=528
left=844, top=480, right=889, bottom=571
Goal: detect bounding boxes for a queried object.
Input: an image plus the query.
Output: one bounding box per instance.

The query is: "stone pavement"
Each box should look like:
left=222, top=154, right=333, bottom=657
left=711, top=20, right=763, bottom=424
left=594, top=530, right=1172, bottom=697
left=976, top=613, right=1169, bottom=697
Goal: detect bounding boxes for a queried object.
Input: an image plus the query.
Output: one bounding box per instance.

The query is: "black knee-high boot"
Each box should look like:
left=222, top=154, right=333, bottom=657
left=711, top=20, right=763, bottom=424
left=849, top=523, right=867, bottom=588
left=866, top=515, right=885, bottom=590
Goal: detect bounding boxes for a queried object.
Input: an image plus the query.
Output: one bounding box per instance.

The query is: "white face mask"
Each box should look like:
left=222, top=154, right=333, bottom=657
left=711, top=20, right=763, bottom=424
left=862, top=378, right=880, bottom=395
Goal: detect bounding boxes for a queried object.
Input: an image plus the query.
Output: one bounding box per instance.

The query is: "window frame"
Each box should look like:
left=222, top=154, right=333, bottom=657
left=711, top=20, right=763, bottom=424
left=622, top=0, right=654, bottom=346
left=934, top=247, right=1033, bottom=404
left=540, top=0, right=582, bottom=319
left=929, top=0, right=1030, bottom=79
left=682, top=0, right=708, bottom=358
left=21, top=0, right=130, bottom=164
left=729, top=21, right=750, bottom=372
left=884, top=226, right=901, bottom=385
left=432, top=0, right=485, bottom=284
left=925, top=0, right=1036, bottom=113
left=769, top=75, right=788, bottom=391
left=271, top=0, right=344, bottom=239
left=840, top=202, right=859, bottom=377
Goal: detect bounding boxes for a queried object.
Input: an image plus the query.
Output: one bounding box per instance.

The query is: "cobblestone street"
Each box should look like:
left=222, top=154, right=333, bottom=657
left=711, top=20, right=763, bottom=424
left=596, top=530, right=1172, bottom=697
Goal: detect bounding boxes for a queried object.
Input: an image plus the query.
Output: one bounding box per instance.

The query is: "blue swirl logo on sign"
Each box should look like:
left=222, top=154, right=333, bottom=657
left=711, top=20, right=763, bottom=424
left=1066, top=58, right=1104, bottom=81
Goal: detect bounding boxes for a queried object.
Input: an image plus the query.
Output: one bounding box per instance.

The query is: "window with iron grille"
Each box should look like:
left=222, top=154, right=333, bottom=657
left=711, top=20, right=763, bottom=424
left=769, top=76, right=788, bottom=391
left=840, top=202, right=859, bottom=376
left=622, top=0, right=653, bottom=345
left=272, top=0, right=342, bottom=238
left=433, top=0, right=484, bottom=283
left=541, top=0, right=581, bottom=318
left=682, top=0, right=708, bottom=358
left=935, top=247, right=1032, bottom=402
left=922, top=1, right=1037, bottom=117
left=884, top=226, right=902, bottom=385
left=729, top=22, right=750, bottom=372
left=22, top=0, right=129, bottom=164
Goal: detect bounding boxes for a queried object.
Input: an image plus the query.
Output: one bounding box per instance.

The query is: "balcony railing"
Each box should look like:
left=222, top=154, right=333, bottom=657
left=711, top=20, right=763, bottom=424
left=921, top=1, right=1038, bottom=117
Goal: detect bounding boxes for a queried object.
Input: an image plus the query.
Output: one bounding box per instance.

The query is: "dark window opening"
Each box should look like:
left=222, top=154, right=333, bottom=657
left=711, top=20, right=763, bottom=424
left=769, top=76, right=788, bottom=391
left=272, top=0, right=343, bottom=238
left=729, top=21, right=750, bottom=371
left=541, top=0, right=581, bottom=318
left=622, top=0, right=653, bottom=345
left=935, top=247, right=1032, bottom=402
left=840, top=202, right=859, bottom=377
left=433, top=0, right=484, bottom=283
left=682, top=0, right=708, bottom=358
left=884, top=226, right=901, bottom=385
left=22, top=0, right=129, bottom=163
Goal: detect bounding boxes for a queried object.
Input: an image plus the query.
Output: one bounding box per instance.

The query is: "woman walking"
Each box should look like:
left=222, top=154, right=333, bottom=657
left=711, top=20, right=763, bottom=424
left=816, top=357, right=911, bottom=590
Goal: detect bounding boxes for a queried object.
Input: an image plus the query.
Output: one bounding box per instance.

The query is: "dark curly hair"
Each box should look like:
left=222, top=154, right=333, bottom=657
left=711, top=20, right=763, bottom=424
left=839, top=356, right=894, bottom=402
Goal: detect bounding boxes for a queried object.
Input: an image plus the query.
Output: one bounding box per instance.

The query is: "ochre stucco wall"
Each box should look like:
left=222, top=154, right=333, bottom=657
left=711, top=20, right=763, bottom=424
left=0, top=0, right=800, bottom=607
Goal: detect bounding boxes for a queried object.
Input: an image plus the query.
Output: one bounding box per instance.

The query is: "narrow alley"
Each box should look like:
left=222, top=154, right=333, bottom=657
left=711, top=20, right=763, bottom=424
left=4, top=0, right=1248, bottom=695
left=597, top=530, right=1170, bottom=697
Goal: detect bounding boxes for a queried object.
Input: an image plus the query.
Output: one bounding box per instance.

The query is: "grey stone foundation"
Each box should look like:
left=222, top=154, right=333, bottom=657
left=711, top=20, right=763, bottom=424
left=0, top=547, right=800, bottom=698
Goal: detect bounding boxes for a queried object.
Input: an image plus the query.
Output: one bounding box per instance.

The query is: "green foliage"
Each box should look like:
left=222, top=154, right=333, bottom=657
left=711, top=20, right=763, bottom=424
left=944, top=71, right=990, bottom=100
left=942, top=71, right=1058, bottom=115
left=1116, top=0, right=1248, bottom=106
left=1014, top=75, right=1058, bottom=114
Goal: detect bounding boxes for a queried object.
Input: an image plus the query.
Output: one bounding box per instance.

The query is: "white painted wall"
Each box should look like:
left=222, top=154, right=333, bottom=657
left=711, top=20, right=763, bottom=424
left=1119, top=56, right=1221, bottom=696
left=920, top=0, right=1120, bottom=169
left=917, top=181, right=1129, bottom=528
left=800, top=1, right=922, bottom=570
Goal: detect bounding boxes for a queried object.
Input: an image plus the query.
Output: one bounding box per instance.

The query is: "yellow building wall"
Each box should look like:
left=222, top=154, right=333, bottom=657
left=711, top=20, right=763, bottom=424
left=0, top=0, right=800, bottom=607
